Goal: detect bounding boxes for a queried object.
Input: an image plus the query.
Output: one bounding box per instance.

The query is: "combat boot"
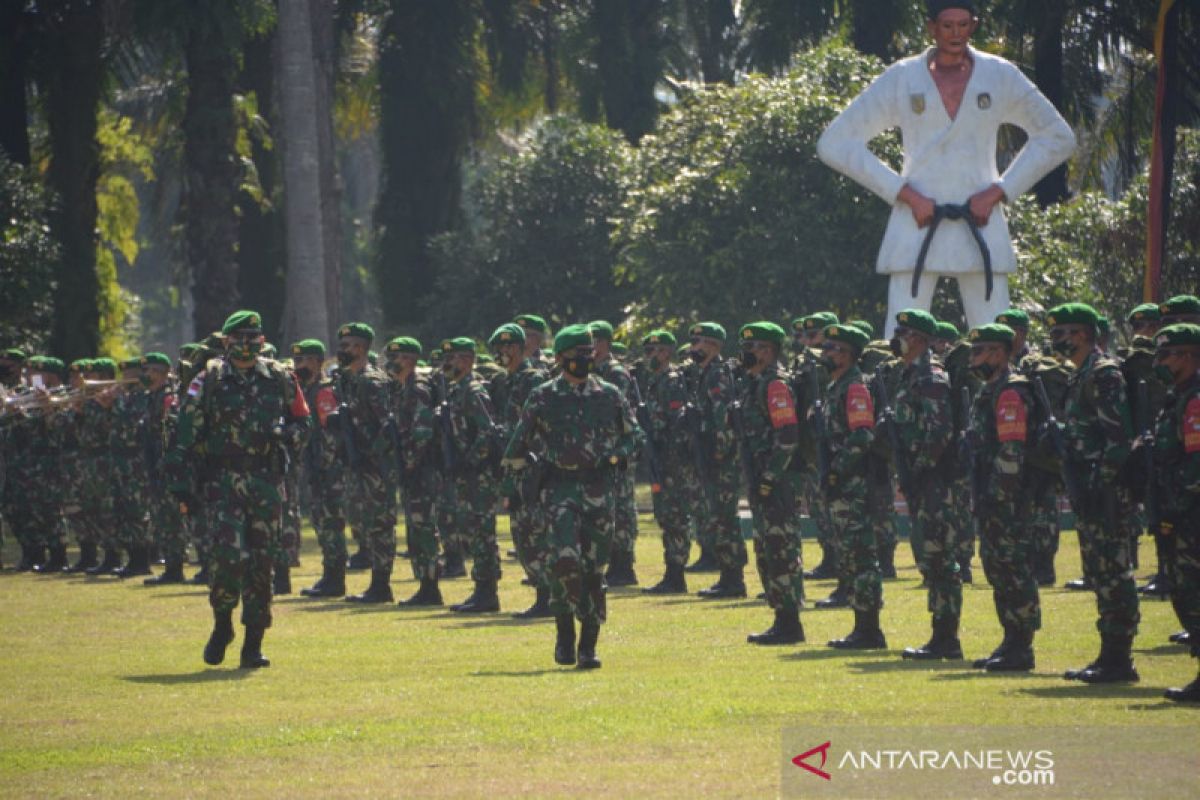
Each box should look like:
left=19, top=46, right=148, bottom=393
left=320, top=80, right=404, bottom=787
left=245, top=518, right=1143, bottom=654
left=985, top=630, right=1035, bottom=672
left=554, top=614, right=577, bottom=665
left=301, top=563, right=346, bottom=598
left=804, top=543, right=838, bottom=580
left=451, top=579, right=499, bottom=613
left=958, top=558, right=973, bottom=584
left=346, top=545, right=371, bottom=571
left=902, top=617, right=963, bottom=660
left=398, top=577, right=443, bottom=607
left=512, top=586, right=553, bottom=618
left=815, top=581, right=850, bottom=609
left=239, top=624, right=270, bottom=669
left=190, top=565, right=211, bottom=585
left=1063, top=575, right=1092, bottom=591
left=441, top=550, right=467, bottom=579
left=879, top=543, right=897, bottom=579
left=1138, top=570, right=1170, bottom=598
left=576, top=621, right=602, bottom=669
left=114, top=546, right=153, bottom=578
left=16, top=544, right=45, bottom=572
left=144, top=561, right=186, bottom=585
left=1074, top=634, right=1139, bottom=684
left=698, top=568, right=747, bottom=599
left=273, top=564, right=292, bottom=596
left=827, top=609, right=887, bottom=650
left=642, top=563, right=687, bottom=595
left=345, top=569, right=394, bottom=603
left=1169, top=631, right=1191, bottom=645
left=747, top=608, right=805, bottom=645
left=34, top=545, right=68, bottom=574
left=1164, top=671, right=1200, bottom=703
left=605, top=551, right=638, bottom=587
left=684, top=546, right=718, bottom=573
left=973, top=627, right=1014, bottom=668
left=65, top=541, right=98, bottom=573
left=1034, top=559, right=1056, bottom=587
left=86, top=547, right=121, bottom=576
left=203, top=610, right=235, bottom=666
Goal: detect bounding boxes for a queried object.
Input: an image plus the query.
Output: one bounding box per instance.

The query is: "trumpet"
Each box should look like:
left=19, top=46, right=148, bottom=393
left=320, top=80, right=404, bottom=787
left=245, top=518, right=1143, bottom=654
left=81, top=376, right=142, bottom=390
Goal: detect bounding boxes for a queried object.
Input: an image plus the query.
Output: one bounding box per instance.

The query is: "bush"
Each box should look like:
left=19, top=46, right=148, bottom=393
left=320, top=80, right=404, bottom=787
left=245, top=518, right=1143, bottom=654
left=0, top=155, right=58, bottom=352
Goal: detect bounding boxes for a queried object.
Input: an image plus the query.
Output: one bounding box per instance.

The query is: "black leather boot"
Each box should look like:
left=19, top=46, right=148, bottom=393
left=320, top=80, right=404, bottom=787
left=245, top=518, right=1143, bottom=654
left=301, top=563, right=346, bottom=598
left=827, top=608, right=887, bottom=650
left=1074, top=634, right=1139, bottom=684
left=34, top=544, right=68, bottom=574
left=958, top=558, right=973, bottom=584
left=451, top=579, right=500, bottom=613
left=815, top=580, right=851, bottom=609
left=684, top=546, right=718, bottom=573
left=985, top=629, right=1035, bottom=672
left=273, top=564, right=292, bottom=596
left=203, top=610, right=236, bottom=666
left=345, top=569, right=394, bottom=603
left=902, top=616, right=963, bottom=660
left=144, top=561, right=186, bottom=585
left=747, top=607, right=805, bottom=645
left=642, top=563, right=687, bottom=595
left=973, top=626, right=1014, bottom=669
left=879, top=543, right=897, bottom=579
left=190, top=565, right=211, bottom=585
left=86, top=547, right=121, bottom=576
left=698, top=568, right=747, bottom=599
left=115, top=546, right=153, bottom=578
left=804, top=542, right=838, bottom=580
left=239, top=625, right=270, bottom=669
left=441, top=550, right=467, bottom=578
left=1164, top=670, right=1200, bottom=703
left=65, top=541, right=99, bottom=574
left=346, top=546, right=371, bottom=571
left=554, top=614, right=576, bottom=665
left=605, top=551, right=638, bottom=587
left=576, top=621, right=602, bottom=669
left=1169, top=631, right=1192, bottom=645
left=1063, top=575, right=1092, bottom=591
left=16, top=544, right=45, bottom=572
left=398, top=577, right=443, bottom=607
left=512, top=585, right=553, bottom=618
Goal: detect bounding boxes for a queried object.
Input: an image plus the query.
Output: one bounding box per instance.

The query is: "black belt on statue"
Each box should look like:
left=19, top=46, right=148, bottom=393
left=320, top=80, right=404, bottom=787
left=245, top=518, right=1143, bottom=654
left=913, top=202, right=993, bottom=301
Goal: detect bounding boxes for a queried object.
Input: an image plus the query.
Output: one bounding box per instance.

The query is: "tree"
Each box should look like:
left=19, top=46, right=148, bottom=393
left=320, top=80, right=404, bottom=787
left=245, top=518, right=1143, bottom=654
left=590, top=0, right=670, bottom=143
left=0, top=155, right=58, bottom=350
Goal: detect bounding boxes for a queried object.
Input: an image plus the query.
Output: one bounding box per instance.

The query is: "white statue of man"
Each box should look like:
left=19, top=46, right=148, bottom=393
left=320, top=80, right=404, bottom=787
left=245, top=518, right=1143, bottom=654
left=817, top=0, right=1076, bottom=335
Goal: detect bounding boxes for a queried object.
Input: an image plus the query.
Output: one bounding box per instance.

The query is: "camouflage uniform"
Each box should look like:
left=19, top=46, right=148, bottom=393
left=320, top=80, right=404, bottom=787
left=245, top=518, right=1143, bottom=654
left=393, top=370, right=441, bottom=581
left=1154, top=372, right=1200, bottom=658
left=337, top=363, right=399, bottom=575
left=644, top=365, right=697, bottom=570
left=146, top=383, right=191, bottom=568
left=493, top=357, right=549, bottom=585
left=444, top=370, right=502, bottom=583
left=1016, top=347, right=1072, bottom=582
left=788, top=348, right=835, bottom=571
left=594, top=356, right=639, bottom=570
left=75, top=399, right=118, bottom=552
left=696, top=358, right=746, bottom=574
left=1119, top=335, right=1169, bottom=585
left=301, top=377, right=347, bottom=573
left=110, top=387, right=151, bottom=553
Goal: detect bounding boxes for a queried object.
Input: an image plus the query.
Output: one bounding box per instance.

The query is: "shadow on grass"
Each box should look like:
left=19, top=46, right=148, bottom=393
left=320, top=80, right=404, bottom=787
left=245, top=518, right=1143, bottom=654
left=778, top=647, right=891, bottom=661
left=1127, top=700, right=1200, bottom=711
left=1136, top=643, right=1190, bottom=656
left=123, top=669, right=253, bottom=685
left=932, top=670, right=1047, bottom=681
left=469, top=668, right=581, bottom=678
left=142, top=590, right=209, bottom=599
left=846, top=658, right=975, bottom=674
left=1016, top=683, right=1167, bottom=699
left=440, top=615, right=551, bottom=630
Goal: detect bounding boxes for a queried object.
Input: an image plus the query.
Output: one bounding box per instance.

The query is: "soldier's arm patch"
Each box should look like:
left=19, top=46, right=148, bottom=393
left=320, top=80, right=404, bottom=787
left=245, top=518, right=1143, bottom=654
left=846, top=382, right=875, bottom=430
left=767, top=380, right=798, bottom=428
left=290, top=376, right=311, bottom=418
left=316, top=387, right=338, bottom=427
left=995, top=388, right=1028, bottom=443
left=164, top=393, right=177, bottom=412
left=1185, top=396, right=1200, bottom=454
left=186, top=372, right=206, bottom=398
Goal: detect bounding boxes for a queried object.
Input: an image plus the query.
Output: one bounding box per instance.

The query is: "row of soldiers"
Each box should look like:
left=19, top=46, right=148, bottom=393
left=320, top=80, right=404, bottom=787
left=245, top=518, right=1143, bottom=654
left=2, top=297, right=1198, bottom=696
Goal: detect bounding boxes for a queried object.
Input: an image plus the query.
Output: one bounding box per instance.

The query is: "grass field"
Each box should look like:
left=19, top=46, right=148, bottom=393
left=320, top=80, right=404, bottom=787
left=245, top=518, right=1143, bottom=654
left=0, top=513, right=1196, bottom=799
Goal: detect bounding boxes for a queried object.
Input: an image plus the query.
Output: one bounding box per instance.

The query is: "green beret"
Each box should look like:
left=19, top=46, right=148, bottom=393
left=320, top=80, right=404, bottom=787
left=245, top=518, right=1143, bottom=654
left=848, top=319, right=876, bottom=337
left=221, top=309, right=263, bottom=335
left=790, top=317, right=807, bottom=332
left=689, top=321, right=726, bottom=342
left=69, top=358, right=90, bottom=372
left=2, top=348, right=27, bottom=361
left=968, top=323, right=1015, bottom=345
left=31, top=356, right=67, bottom=377
left=738, top=322, right=786, bottom=347
left=141, top=352, right=171, bottom=368
left=338, top=322, right=375, bottom=342
left=823, top=324, right=869, bottom=352
left=995, top=308, right=1030, bottom=329
left=1161, top=294, right=1200, bottom=317
left=385, top=336, right=422, bottom=356
left=934, top=321, right=961, bottom=342
left=119, top=356, right=142, bottom=370
left=1045, top=303, right=1099, bottom=328
left=1154, top=323, right=1200, bottom=349
left=611, top=341, right=629, bottom=356
left=514, top=314, right=548, bottom=334
left=179, top=343, right=202, bottom=358
left=439, top=338, right=453, bottom=353
left=1097, top=316, right=1110, bottom=337
left=894, top=309, right=936, bottom=337
left=446, top=337, right=476, bottom=354
left=488, top=323, right=526, bottom=347
left=588, top=320, right=614, bottom=341
left=554, top=324, right=593, bottom=355
left=92, top=358, right=117, bottom=377
left=291, top=339, right=327, bottom=357
left=642, top=329, right=677, bottom=347
left=1127, top=303, right=1161, bottom=324
left=804, top=311, right=839, bottom=331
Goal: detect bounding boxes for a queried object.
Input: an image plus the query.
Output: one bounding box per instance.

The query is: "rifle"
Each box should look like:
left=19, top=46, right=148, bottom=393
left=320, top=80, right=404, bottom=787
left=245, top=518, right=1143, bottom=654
left=434, top=371, right=460, bottom=475
left=683, top=400, right=715, bottom=514
left=1032, top=375, right=1088, bottom=516
left=1136, top=379, right=1159, bottom=536
left=808, top=368, right=831, bottom=487
left=473, top=392, right=507, bottom=472
left=872, top=373, right=917, bottom=513
left=959, top=386, right=981, bottom=512
left=272, top=416, right=291, bottom=476
left=630, top=375, right=665, bottom=494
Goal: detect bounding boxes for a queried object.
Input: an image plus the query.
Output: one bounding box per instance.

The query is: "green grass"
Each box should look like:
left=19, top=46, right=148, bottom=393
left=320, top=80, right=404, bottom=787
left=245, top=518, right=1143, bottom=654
left=0, top=512, right=1195, bottom=799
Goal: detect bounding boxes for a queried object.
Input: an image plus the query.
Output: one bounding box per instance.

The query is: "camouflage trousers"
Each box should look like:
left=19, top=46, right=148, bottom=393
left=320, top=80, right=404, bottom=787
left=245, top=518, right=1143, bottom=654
left=150, top=487, right=191, bottom=564
left=74, top=453, right=116, bottom=548
left=795, top=465, right=833, bottom=545
left=910, top=478, right=962, bottom=623
left=750, top=486, right=805, bottom=612
left=1026, top=469, right=1059, bottom=572
left=611, top=469, right=638, bottom=561
left=306, top=470, right=347, bottom=571
left=203, top=470, right=282, bottom=628
left=278, top=468, right=301, bottom=567
left=978, top=501, right=1042, bottom=634
left=1166, top=503, right=1200, bottom=658
left=952, top=473, right=976, bottom=565
left=346, top=466, right=398, bottom=574
left=437, top=480, right=466, bottom=559
left=112, top=455, right=151, bottom=549
left=543, top=471, right=614, bottom=626
left=828, top=479, right=882, bottom=612
left=650, top=459, right=696, bottom=567
left=455, top=469, right=500, bottom=582
left=0, top=464, right=33, bottom=548
left=867, top=459, right=897, bottom=554
left=1077, top=493, right=1141, bottom=638
left=401, top=487, right=440, bottom=581
left=510, top=503, right=550, bottom=588
left=703, top=459, right=746, bottom=571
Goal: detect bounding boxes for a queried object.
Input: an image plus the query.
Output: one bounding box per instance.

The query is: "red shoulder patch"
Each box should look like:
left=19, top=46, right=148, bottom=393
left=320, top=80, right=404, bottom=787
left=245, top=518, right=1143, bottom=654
left=163, top=393, right=177, bottom=413
left=767, top=380, right=798, bottom=428
left=847, top=382, right=875, bottom=430
left=290, top=376, right=310, bottom=419
left=995, top=388, right=1028, bottom=443
left=186, top=372, right=205, bottom=398
left=1185, top=396, right=1200, bottom=454
left=316, top=386, right=338, bottom=427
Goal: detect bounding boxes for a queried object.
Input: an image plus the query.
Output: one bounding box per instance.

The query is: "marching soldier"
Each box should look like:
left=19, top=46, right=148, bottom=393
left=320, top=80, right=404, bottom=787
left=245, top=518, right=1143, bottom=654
left=142, top=352, right=191, bottom=585
left=514, top=314, right=551, bottom=370
left=592, top=321, right=640, bottom=586
left=790, top=313, right=838, bottom=582
left=110, top=357, right=154, bottom=577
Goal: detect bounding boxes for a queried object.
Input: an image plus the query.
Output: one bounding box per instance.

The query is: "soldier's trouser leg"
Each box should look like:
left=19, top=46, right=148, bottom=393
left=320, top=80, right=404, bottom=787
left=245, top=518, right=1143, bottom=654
left=611, top=471, right=638, bottom=562
left=546, top=476, right=613, bottom=626
left=917, top=487, right=962, bottom=624
left=352, top=468, right=398, bottom=574
left=1077, top=508, right=1141, bottom=638
left=207, top=473, right=280, bottom=628
left=1167, top=509, right=1200, bottom=646
left=457, top=473, right=500, bottom=582
left=953, top=476, right=976, bottom=566
left=750, top=494, right=804, bottom=612
left=154, top=491, right=191, bottom=565
left=978, top=510, right=1041, bottom=634
left=1027, top=474, right=1059, bottom=570
left=280, top=469, right=302, bottom=566
left=709, top=463, right=747, bottom=572
left=310, top=481, right=348, bottom=571
left=114, top=459, right=151, bottom=551
left=437, top=482, right=466, bottom=557
left=651, top=479, right=693, bottom=568
left=511, top=505, right=550, bottom=587
left=830, top=487, right=882, bottom=612
left=404, top=492, right=440, bottom=581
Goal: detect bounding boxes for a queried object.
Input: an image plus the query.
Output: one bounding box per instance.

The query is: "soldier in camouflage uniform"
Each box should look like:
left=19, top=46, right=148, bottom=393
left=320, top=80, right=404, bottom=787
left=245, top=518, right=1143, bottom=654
left=639, top=329, right=699, bottom=595
left=592, top=321, right=640, bottom=586
left=441, top=337, right=504, bottom=613
left=503, top=324, right=641, bottom=669
left=333, top=323, right=400, bottom=604
left=964, top=324, right=1041, bottom=671
left=168, top=310, right=312, bottom=669
left=26, top=357, right=71, bottom=573
left=883, top=310, right=962, bottom=660
left=514, top=314, right=551, bottom=371
left=789, top=313, right=838, bottom=582
left=178, top=339, right=221, bottom=584
left=293, top=339, right=349, bottom=599
left=142, top=352, right=192, bottom=585
left=733, top=323, right=806, bottom=644
left=429, top=343, right=466, bottom=579
left=935, top=320, right=981, bottom=582
left=109, top=357, right=154, bottom=577
left=1047, top=303, right=1141, bottom=683
left=1147, top=323, right=1200, bottom=702
left=820, top=325, right=887, bottom=650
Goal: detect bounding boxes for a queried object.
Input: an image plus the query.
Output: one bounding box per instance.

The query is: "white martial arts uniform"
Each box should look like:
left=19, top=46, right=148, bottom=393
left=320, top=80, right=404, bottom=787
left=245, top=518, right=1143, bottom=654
left=817, top=46, right=1076, bottom=334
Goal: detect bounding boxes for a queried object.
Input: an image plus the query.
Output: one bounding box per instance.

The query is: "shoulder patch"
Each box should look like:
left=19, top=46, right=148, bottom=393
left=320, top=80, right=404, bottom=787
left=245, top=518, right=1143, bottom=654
left=1185, top=395, right=1200, bottom=454
left=186, top=372, right=206, bottom=397
left=316, top=386, right=338, bottom=427
left=766, top=379, right=798, bottom=428
left=995, top=388, right=1028, bottom=443
left=846, top=382, right=875, bottom=430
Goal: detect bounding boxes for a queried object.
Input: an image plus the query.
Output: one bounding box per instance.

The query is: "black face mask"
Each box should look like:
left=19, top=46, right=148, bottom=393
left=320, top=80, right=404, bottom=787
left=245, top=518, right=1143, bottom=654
left=563, top=354, right=593, bottom=379
left=740, top=350, right=757, bottom=369
left=969, top=362, right=996, bottom=381
left=819, top=354, right=838, bottom=371
left=336, top=351, right=354, bottom=367
left=1051, top=339, right=1075, bottom=357
left=295, top=366, right=314, bottom=382
left=687, top=349, right=705, bottom=364
left=889, top=337, right=903, bottom=357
